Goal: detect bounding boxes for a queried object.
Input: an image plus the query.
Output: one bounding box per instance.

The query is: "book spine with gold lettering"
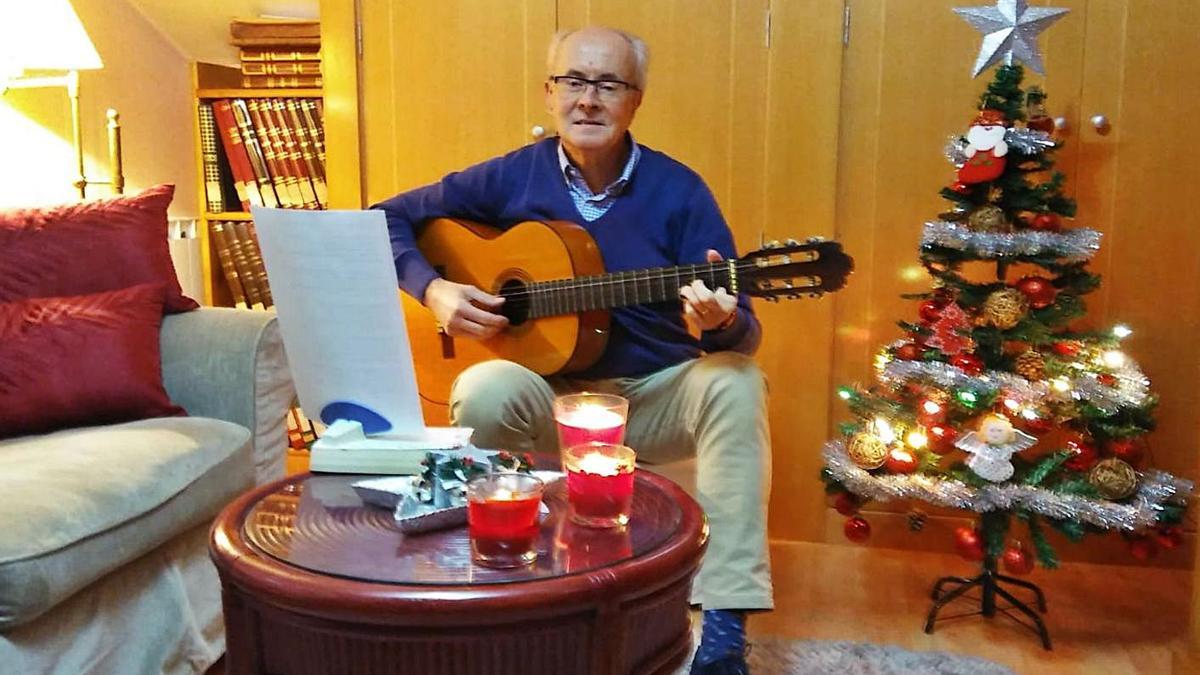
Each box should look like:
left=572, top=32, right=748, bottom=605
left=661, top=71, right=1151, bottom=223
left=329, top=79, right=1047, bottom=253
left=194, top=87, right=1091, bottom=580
left=211, top=99, right=263, bottom=211
left=269, top=98, right=320, bottom=208
left=209, top=221, right=248, bottom=309
left=229, top=99, right=280, bottom=208
left=234, top=221, right=273, bottom=308
left=245, top=99, right=301, bottom=208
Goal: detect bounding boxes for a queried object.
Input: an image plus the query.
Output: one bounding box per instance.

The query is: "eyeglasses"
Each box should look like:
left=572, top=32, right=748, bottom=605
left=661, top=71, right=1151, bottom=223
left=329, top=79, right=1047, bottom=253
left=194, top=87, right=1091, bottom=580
left=549, top=75, right=638, bottom=100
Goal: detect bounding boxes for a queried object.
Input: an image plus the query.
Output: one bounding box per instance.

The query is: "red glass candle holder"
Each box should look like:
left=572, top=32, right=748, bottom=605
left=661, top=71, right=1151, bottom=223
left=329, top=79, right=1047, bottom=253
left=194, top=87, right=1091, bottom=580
left=553, top=393, right=628, bottom=452
left=563, top=443, right=636, bottom=528
left=466, top=473, right=545, bottom=568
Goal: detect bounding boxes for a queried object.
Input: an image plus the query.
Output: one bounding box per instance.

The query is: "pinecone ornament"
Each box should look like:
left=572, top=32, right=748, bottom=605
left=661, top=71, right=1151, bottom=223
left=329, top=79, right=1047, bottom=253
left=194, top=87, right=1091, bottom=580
left=1015, top=349, right=1046, bottom=380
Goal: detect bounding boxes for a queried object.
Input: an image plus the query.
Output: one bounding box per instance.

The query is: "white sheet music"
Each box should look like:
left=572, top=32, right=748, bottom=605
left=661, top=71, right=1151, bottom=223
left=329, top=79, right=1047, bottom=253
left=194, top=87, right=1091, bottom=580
left=251, top=207, right=424, bottom=437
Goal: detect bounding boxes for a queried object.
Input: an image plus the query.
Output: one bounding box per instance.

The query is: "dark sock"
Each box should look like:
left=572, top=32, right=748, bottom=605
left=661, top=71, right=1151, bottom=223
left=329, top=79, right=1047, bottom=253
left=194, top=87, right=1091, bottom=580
left=693, top=609, right=746, bottom=666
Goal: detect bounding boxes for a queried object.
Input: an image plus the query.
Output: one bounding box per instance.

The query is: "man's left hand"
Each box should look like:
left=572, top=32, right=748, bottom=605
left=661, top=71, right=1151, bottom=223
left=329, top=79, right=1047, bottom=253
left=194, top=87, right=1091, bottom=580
left=680, top=249, right=738, bottom=332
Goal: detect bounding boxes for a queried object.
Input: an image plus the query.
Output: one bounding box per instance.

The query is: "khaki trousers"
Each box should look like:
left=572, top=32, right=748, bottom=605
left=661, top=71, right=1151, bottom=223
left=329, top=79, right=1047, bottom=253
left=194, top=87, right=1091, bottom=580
left=450, top=351, right=773, bottom=610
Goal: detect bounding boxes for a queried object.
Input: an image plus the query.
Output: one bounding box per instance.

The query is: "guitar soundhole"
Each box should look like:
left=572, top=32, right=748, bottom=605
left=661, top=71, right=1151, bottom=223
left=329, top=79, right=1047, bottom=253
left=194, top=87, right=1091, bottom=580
left=498, top=278, right=531, bottom=326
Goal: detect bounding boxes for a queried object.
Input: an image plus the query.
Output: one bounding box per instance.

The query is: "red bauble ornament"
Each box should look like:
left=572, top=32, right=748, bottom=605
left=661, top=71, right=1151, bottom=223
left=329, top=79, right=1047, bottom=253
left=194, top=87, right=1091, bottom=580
left=1013, top=276, right=1057, bottom=310
left=1064, top=438, right=1099, bottom=471
left=919, top=300, right=943, bottom=323
left=954, top=526, right=985, bottom=562
left=844, top=516, right=871, bottom=543
left=1097, top=373, right=1118, bottom=387
left=950, top=353, right=985, bottom=375
left=950, top=181, right=972, bottom=194
left=896, top=343, right=923, bottom=361
left=1106, top=437, right=1144, bottom=465
left=1129, top=536, right=1159, bottom=561
left=1021, top=415, right=1054, bottom=435
left=1051, top=341, right=1081, bottom=357
left=1030, top=213, right=1062, bottom=232
left=1001, top=542, right=1035, bottom=575
left=885, top=448, right=920, bottom=474
left=833, top=491, right=861, bottom=516
left=928, top=424, right=959, bottom=455
left=1156, top=526, right=1184, bottom=551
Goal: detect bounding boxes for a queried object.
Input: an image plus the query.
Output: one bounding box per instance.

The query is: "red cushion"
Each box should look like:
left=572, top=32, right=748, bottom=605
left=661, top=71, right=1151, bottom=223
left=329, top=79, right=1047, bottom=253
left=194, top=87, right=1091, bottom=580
left=0, top=284, right=186, bottom=439
left=0, top=184, right=199, bottom=313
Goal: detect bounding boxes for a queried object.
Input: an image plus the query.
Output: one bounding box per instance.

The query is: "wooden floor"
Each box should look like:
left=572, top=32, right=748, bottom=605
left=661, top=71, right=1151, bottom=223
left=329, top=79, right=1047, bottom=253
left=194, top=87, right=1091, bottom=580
left=751, top=540, right=1195, bottom=674
left=207, top=538, right=1193, bottom=674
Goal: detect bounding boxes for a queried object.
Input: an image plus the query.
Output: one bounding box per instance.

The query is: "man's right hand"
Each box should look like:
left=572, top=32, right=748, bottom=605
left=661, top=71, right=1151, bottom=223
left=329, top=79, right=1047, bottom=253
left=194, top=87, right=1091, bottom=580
left=422, top=278, right=508, bottom=339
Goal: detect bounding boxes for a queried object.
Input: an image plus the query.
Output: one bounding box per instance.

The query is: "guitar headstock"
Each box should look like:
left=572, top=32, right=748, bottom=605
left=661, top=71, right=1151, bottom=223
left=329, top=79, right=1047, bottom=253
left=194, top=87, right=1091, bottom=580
left=738, top=238, right=854, bottom=301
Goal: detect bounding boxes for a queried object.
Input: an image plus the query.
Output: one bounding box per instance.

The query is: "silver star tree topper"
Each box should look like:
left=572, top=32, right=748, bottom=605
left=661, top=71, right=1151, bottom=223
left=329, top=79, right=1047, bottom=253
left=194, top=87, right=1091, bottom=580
left=954, top=0, right=1070, bottom=78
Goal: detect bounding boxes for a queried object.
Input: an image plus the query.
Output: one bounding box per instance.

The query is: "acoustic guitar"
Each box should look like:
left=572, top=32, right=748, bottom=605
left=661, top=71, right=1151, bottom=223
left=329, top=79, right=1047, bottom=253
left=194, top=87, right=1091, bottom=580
left=402, top=218, right=854, bottom=409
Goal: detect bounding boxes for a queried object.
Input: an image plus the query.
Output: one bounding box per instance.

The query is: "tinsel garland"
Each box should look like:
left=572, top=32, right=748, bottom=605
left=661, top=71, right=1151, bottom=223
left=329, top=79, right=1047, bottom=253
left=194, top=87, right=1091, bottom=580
left=878, top=351, right=1151, bottom=416
left=944, top=128, right=1056, bottom=166
left=823, top=440, right=1192, bottom=530
left=922, top=221, right=1101, bottom=262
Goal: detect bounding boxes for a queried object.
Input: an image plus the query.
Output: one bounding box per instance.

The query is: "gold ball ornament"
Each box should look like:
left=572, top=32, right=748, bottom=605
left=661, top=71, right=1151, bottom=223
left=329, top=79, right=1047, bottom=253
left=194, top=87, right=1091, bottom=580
left=967, top=205, right=1011, bottom=232
left=1088, top=458, right=1138, bottom=500
left=847, top=432, right=888, bottom=470
left=983, top=289, right=1029, bottom=329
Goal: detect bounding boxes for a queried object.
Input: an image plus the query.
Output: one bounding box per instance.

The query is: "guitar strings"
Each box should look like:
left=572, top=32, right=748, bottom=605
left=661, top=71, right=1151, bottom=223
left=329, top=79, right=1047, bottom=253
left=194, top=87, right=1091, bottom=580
left=496, top=259, right=813, bottom=300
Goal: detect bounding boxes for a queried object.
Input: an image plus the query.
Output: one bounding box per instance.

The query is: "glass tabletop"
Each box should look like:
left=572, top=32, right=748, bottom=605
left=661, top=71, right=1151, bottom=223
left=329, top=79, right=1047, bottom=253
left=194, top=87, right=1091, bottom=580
left=243, top=472, right=683, bottom=585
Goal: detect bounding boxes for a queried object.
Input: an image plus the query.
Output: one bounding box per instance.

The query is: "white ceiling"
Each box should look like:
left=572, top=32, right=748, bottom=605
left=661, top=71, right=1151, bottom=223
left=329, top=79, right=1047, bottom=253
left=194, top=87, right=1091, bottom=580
left=125, top=0, right=319, bottom=67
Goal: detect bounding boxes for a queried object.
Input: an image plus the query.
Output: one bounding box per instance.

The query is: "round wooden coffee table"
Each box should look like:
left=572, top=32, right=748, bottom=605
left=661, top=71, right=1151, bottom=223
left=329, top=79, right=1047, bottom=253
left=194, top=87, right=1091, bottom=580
left=210, top=470, right=707, bottom=675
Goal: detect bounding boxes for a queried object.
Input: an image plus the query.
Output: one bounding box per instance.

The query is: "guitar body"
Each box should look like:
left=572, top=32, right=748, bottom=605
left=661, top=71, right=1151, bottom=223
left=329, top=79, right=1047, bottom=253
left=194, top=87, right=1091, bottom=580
left=404, top=218, right=609, bottom=407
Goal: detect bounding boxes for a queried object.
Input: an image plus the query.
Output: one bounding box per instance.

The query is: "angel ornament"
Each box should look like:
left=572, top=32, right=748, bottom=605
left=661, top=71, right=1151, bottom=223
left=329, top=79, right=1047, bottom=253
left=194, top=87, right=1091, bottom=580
left=955, top=414, right=1037, bottom=482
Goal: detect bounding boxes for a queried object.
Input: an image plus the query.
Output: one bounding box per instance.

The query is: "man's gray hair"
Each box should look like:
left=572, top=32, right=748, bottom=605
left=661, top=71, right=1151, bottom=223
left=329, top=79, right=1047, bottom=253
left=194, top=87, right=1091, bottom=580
left=546, top=27, right=650, bottom=90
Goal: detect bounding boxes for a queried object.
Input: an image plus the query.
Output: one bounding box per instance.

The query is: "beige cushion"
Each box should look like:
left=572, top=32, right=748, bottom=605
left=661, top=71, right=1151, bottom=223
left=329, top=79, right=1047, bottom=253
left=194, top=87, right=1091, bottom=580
left=0, top=417, right=252, bottom=628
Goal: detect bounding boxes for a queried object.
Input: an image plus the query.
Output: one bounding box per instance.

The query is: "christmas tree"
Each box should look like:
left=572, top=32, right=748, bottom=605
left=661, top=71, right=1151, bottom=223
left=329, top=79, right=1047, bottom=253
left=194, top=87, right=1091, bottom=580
left=820, top=7, right=1193, bottom=649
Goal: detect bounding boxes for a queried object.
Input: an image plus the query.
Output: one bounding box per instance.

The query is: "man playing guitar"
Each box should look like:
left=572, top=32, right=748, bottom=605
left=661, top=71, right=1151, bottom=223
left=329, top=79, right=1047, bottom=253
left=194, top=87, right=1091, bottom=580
left=375, top=26, right=771, bottom=675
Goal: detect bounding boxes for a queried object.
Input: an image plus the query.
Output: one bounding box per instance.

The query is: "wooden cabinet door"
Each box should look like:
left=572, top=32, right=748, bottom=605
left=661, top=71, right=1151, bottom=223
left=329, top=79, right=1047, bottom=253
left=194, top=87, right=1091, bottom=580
left=357, top=0, right=556, bottom=205
left=558, top=0, right=847, bottom=541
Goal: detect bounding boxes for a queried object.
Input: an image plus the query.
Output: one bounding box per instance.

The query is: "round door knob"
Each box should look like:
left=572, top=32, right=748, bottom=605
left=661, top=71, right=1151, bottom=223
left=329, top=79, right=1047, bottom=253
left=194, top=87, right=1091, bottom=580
left=530, top=125, right=546, bottom=138
left=1090, top=114, right=1111, bottom=135
left=1053, top=116, right=1069, bottom=132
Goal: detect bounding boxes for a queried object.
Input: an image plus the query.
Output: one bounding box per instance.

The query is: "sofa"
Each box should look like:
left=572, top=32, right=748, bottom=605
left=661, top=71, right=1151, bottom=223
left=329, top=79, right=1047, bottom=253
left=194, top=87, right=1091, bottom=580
left=0, top=306, right=294, bottom=674
left=0, top=184, right=295, bottom=674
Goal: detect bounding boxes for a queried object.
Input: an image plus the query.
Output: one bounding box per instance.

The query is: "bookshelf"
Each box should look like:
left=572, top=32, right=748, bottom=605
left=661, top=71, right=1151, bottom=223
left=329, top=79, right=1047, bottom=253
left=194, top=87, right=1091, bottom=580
left=190, top=62, right=326, bottom=307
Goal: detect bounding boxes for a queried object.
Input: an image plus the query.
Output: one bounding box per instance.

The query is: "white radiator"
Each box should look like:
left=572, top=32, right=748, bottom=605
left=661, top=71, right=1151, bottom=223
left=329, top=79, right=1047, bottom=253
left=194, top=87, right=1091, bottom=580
left=167, top=218, right=205, bottom=301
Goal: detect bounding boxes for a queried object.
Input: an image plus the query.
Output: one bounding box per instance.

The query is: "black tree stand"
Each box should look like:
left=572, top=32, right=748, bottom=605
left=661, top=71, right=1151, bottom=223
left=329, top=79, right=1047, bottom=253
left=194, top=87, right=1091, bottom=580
left=924, top=553, right=1052, bottom=650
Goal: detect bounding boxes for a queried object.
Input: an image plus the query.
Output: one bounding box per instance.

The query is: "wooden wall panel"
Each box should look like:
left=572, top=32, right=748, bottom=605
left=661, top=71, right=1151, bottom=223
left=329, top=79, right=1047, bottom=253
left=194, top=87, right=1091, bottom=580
left=359, top=0, right=555, bottom=205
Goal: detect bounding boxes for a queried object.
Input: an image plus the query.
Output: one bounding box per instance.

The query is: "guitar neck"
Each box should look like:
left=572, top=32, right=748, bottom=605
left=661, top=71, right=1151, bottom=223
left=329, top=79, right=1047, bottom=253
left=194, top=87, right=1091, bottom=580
left=517, top=261, right=736, bottom=318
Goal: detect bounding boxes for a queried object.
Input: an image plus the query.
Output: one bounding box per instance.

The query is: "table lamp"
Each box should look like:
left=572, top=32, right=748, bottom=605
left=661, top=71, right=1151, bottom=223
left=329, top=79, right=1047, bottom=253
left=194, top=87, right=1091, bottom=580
left=0, top=0, right=123, bottom=198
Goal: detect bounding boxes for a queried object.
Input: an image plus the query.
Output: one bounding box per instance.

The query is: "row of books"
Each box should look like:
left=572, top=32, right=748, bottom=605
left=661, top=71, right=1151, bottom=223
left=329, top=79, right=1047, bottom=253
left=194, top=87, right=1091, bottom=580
left=210, top=220, right=273, bottom=310
left=230, top=17, right=322, bottom=88
left=198, top=97, right=327, bottom=212
left=240, top=47, right=322, bottom=89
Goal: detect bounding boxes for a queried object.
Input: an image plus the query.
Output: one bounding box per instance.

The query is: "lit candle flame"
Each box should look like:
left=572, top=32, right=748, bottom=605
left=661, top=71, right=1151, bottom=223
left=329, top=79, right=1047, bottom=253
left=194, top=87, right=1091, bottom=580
left=577, top=451, right=624, bottom=477
left=561, top=404, right=624, bottom=430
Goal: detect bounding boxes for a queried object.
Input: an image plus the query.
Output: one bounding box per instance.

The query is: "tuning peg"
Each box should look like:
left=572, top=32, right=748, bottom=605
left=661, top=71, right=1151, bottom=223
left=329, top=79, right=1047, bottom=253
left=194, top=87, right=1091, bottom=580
left=806, top=236, right=825, bottom=244
left=767, top=240, right=782, bottom=249
left=786, top=238, right=799, bottom=246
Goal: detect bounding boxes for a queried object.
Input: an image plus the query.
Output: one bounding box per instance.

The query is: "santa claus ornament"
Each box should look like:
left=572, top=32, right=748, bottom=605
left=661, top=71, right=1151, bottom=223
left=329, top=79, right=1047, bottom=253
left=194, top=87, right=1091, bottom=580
left=957, top=109, right=1010, bottom=184
left=955, top=414, right=1037, bottom=482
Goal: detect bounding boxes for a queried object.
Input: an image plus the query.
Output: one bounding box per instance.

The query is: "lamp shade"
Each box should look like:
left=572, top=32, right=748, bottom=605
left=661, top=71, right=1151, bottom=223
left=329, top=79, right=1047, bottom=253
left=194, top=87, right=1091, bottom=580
left=0, top=0, right=103, bottom=73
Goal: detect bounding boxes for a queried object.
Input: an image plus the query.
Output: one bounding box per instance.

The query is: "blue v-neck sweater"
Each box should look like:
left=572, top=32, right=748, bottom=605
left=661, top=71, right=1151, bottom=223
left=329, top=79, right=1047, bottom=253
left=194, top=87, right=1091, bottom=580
left=372, top=137, right=760, bottom=379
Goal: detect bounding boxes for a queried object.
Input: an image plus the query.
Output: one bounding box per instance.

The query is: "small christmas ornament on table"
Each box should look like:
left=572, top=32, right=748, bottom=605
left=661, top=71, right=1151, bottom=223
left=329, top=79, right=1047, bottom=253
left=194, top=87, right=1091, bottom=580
left=955, top=414, right=1037, bottom=482
left=352, top=448, right=551, bottom=534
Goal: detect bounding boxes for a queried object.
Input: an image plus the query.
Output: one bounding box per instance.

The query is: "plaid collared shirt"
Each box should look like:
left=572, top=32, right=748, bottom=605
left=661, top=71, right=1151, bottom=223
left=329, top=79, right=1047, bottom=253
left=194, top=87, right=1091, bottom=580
left=558, top=136, right=641, bottom=222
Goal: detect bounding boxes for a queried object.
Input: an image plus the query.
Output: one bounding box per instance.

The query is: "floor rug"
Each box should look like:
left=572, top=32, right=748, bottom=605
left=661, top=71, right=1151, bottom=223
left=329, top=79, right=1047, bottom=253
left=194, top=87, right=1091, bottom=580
left=675, top=634, right=1014, bottom=675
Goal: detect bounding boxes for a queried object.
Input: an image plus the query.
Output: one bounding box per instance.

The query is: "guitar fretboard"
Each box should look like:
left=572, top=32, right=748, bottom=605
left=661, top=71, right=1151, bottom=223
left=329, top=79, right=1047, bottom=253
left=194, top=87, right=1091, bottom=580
left=509, top=261, right=736, bottom=318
